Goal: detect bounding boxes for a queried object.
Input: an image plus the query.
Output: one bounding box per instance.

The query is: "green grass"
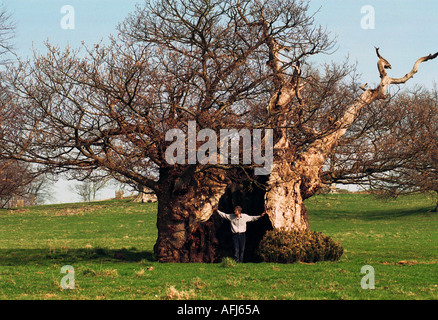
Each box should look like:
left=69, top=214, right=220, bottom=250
left=0, top=193, right=437, bottom=300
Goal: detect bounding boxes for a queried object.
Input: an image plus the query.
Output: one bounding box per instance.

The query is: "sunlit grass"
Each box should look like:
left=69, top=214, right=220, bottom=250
left=0, top=194, right=436, bottom=300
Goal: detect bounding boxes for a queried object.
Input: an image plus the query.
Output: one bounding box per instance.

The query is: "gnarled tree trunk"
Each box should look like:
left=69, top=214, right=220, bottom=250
left=154, top=167, right=229, bottom=262
left=264, top=135, right=310, bottom=230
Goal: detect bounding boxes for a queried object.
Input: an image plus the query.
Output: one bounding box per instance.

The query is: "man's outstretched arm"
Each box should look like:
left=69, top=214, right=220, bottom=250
left=246, top=211, right=266, bottom=222
left=217, top=210, right=232, bottom=221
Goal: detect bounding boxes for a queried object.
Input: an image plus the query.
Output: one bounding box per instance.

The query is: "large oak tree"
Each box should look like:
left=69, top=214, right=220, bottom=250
left=1, top=0, right=436, bottom=262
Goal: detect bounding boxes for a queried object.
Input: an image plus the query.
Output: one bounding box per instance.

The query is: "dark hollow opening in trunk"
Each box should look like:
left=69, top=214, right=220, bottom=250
left=215, top=177, right=273, bottom=262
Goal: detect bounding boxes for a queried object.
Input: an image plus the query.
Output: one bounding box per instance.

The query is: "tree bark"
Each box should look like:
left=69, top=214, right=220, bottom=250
left=264, top=134, right=309, bottom=230
left=154, top=167, right=229, bottom=262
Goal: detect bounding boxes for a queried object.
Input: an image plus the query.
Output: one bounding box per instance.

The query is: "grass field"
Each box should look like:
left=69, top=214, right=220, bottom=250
left=0, top=193, right=437, bottom=300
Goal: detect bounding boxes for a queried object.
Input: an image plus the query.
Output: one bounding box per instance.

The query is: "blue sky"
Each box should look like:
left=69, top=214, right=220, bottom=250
left=2, top=0, right=438, bottom=202
left=5, top=0, right=437, bottom=86
left=307, top=0, right=438, bottom=87
left=5, top=0, right=138, bottom=51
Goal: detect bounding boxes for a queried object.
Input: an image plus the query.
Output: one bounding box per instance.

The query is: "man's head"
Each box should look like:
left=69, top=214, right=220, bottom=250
left=234, top=206, right=242, bottom=217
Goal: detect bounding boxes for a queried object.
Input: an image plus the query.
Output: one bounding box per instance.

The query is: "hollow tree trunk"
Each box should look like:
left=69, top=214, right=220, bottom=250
left=264, top=135, right=313, bottom=231
left=154, top=167, right=229, bottom=262
left=265, top=173, right=310, bottom=231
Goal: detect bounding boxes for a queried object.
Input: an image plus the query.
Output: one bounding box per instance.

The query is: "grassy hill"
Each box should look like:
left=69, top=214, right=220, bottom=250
left=0, top=193, right=437, bottom=300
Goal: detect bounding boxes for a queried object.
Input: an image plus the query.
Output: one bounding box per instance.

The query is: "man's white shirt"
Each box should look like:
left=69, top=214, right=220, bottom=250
left=217, top=210, right=262, bottom=233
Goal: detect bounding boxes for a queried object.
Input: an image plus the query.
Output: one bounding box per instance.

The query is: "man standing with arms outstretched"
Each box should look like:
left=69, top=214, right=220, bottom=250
left=217, top=206, right=266, bottom=263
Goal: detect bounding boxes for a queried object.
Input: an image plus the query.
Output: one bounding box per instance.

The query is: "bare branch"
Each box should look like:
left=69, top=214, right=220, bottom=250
left=375, top=47, right=392, bottom=78
left=389, top=52, right=438, bottom=84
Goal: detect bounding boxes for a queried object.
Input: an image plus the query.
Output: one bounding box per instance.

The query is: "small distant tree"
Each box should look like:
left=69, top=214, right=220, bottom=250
left=27, top=173, right=56, bottom=205
left=71, top=181, right=93, bottom=202
left=0, top=160, right=32, bottom=207
left=70, top=174, right=113, bottom=202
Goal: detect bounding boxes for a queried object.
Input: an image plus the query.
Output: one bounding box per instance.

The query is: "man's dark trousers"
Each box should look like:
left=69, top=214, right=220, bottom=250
left=232, top=232, right=246, bottom=263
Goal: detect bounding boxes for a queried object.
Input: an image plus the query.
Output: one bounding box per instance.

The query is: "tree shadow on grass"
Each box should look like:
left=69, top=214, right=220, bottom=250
left=360, top=207, right=436, bottom=221
left=0, top=247, right=156, bottom=266
left=309, top=204, right=435, bottom=221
